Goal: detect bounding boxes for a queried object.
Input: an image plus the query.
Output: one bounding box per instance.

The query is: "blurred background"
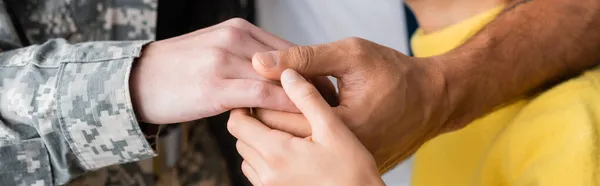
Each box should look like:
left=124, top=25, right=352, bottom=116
left=156, top=0, right=417, bottom=185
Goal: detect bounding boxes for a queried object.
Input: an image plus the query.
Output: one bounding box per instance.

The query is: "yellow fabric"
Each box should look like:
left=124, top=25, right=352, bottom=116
left=411, top=5, right=600, bottom=186
left=411, top=6, right=505, bottom=57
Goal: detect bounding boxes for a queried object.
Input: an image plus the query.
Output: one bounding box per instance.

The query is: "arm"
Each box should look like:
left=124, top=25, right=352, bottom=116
left=0, top=16, right=304, bottom=185
left=0, top=2, right=155, bottom=185
left=249, top=0, right=600, bottom=174
left=0, top=38, right=156, bottom=185
left=0, top=37, right=154, bottom=185
left=437, top=0, right=600, bottom=129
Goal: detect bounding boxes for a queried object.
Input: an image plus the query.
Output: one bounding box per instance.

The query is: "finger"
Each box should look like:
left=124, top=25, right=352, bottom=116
left=237, top=141, right=269, bottom=174
left=279, top=69, right=350, bottom=143
left=231, top=107, right=252, bottom=116
left=219, top=79, right=298, bottom=113
left=254, top=109, right=311, bottom=137
left=241, top=161, right=262, bottom=186
left=252, top=40, right=352, bottom=80
left=237, top=38, right=274, bottom=60
left=228, top=109, right=293, bottom=152
left=221, top=54, right=273, bottom=81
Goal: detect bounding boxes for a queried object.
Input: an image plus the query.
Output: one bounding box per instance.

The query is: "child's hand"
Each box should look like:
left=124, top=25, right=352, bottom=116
left=228, top=69, right=384, bottom=186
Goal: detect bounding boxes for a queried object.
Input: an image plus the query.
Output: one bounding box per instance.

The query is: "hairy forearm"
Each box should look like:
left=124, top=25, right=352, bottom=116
left=431, top=0, right=600, bottom=129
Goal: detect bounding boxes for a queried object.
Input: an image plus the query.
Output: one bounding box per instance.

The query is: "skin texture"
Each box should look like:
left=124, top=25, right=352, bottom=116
left=433, top=0, right=600, bottom=130
left=128, top=18, right=334, bottom=124
left=250, top=0, right=600, bottom=172
left=228, top=69, right=384, bottom=186
left=252, top=38, right=445, bottom=172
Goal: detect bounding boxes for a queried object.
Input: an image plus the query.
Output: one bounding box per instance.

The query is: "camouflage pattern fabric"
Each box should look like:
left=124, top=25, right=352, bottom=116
left=0, top=0, right=228, bottom=185
left=69, top=122, right=230, bottom=186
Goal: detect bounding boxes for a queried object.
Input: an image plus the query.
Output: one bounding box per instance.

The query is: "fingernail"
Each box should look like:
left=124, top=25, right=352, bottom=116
left=281, top=69, right=305, bottom=84
left=258, top=52, right=278, bottom=68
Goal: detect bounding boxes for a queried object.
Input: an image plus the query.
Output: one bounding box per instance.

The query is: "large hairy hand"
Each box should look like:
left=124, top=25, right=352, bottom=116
left=252, top=37, right=452, bottom=172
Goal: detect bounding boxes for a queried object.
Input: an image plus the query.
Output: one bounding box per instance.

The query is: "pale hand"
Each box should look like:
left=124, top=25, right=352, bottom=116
left=130, top=18, right=302, bottom=124
left=228, top=69, right=384, bottom=186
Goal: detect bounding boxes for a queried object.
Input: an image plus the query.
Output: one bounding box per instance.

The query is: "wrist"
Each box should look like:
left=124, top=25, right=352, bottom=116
left=130, top=41, right=160, bottom=122
left=426, top=49, right=487, bottom=132
left=411, top=56, right=460, bottom=133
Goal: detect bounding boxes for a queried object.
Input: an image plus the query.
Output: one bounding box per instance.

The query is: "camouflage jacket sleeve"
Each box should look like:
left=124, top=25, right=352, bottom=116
left=0, top=3, right=157, bottom=184
left=0, top=38, right=157, bottom=185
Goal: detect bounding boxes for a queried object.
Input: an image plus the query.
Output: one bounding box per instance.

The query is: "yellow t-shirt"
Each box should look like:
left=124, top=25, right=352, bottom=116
left=411, top=6, right=600, bottom=186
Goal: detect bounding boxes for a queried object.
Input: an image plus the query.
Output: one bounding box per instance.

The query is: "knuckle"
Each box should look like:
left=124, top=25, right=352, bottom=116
left=278, top=135, right=296, bottom=149
left=206, top=48, right=230, bottom=73
left=217, top=26, right=246, bottom=43
left=227, top=117, right=240, bottom=133
left=262, top=135, right=290, bottom=161
left=207, top=48, right=230, bottom=62
left=343, top=37, right=370, bottom=58
left=240, top=163, right=248, bottom=174
left=227, top=111, right=246, bottom=129
left=226, top=17, right=251, bottom=28
left=241, top=161, right=248, bottom=170
left=249, top=82, right=271, bottom=101
left=297, top=86, right=320, bottom=102
left=263, top=151, right=285, bottom=169
left=344, top=37, right=368, bottom=46
left=287, top=46, right=315, bottom=72
left=260, top=173, right=278, bottom=186
left=235, top=140, right=243, bottom=151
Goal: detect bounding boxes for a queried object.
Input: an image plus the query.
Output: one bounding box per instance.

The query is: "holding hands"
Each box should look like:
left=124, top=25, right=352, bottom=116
left=130, top=18, right=334, bottom=124
left=251, top=38, right=450, bottom=172
left=228, top=69, right=384, bottom=186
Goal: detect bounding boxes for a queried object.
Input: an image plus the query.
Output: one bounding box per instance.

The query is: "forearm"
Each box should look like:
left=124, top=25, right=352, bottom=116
left=431, top=0, right=600, bottom=130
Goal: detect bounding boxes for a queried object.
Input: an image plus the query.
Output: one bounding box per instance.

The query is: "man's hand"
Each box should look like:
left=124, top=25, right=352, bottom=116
left=252, top=37, right=451, bottom=172
left=129, top=18, right=303, bottom=124
left=228, top=69, right=384, bottom=186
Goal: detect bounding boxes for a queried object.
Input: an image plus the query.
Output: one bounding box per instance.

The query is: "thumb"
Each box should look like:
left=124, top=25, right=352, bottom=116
left=252, top=42, right=349, bottom=80
left=279, top=69, right=351, bottom=144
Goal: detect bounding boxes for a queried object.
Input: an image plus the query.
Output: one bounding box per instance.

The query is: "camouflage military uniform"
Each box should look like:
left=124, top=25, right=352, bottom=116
left=0, top=0, right=229, bottom=185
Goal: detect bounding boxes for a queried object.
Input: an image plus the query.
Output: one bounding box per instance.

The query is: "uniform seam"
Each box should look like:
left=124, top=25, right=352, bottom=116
left=0, top=55, right=140, bottom=68
left=54, top=56, right=154, bottom=171
left=0, top=41, right=147, bottom=68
